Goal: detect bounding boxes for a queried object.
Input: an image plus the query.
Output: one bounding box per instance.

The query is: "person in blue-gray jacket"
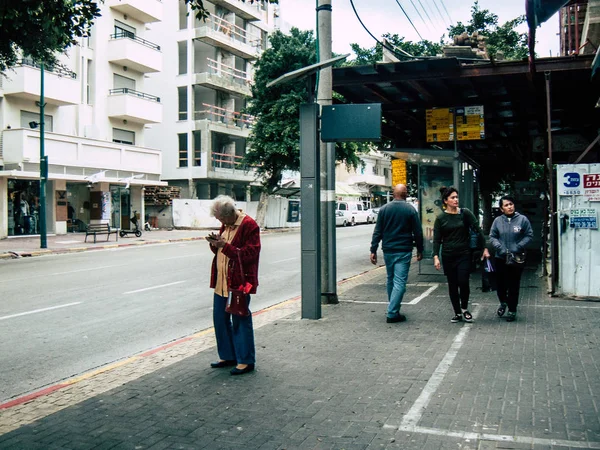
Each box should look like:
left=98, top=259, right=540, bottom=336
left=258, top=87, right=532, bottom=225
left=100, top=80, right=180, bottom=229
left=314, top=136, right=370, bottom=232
left=370, top=184, right=423, bottom=324
left=489, top=195, right=534, bottom=322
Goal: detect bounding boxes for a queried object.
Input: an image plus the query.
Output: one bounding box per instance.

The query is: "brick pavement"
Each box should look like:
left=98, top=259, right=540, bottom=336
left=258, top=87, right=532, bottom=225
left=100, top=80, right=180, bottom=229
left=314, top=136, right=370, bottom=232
left=1, top=260, right=599, bottom=449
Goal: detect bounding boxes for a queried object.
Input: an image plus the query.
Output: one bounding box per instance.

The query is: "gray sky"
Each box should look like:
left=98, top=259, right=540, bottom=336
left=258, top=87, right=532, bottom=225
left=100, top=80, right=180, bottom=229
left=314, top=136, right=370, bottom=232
left=278, top=0, right=560, bottom=58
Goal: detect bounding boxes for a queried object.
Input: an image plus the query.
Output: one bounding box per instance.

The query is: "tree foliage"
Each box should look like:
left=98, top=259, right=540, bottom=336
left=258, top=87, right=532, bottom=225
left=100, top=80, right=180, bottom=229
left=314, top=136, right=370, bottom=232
left=349, top=33, right=442, bottom=65
left=0, top=0, right=278, bottom=71
left=447, top=1, right=528, bottom=60
left=244, top=28, right=370, bottom=192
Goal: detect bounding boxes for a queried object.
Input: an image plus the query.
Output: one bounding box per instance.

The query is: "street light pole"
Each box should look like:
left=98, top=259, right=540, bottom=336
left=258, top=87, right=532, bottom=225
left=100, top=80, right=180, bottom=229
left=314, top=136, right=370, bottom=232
left=39, top=62, right=47, bottom=249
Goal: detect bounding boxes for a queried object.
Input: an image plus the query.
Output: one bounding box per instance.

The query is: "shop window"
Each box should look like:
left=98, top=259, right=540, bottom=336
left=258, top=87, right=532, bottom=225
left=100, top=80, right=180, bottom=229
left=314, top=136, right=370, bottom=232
left=7, top=179, right=41, bottom=236
left=113, top=128, right=135, bottom=145
left=193, top=130, right=201, bottom=166
left=179, top=133, right=188, bottom=167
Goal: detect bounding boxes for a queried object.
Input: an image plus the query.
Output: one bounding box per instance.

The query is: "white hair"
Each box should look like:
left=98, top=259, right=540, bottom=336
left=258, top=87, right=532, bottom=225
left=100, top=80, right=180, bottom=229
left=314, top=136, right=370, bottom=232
left=210, top=195, right=237, bottom=217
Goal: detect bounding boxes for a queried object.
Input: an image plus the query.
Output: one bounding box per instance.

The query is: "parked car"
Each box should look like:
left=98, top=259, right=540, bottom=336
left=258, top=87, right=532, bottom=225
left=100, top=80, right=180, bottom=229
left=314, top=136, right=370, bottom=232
left=367, top=208, right=379, bottom=224
left=335, top=210, right=348, bottom=227
left=336, top=201, right=370, bottom=226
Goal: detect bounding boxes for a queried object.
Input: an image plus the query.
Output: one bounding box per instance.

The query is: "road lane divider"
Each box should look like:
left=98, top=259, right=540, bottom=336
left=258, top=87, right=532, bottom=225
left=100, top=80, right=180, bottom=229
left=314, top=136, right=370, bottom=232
left=123, top=280, right=186, bottom=295
left=0, top=302, right=82, bottom=321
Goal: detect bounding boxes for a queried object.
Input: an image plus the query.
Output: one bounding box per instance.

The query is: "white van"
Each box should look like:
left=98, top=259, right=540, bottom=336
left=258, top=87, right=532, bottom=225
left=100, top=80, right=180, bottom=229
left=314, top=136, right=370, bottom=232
left=336, top=201, right=370, bottom=226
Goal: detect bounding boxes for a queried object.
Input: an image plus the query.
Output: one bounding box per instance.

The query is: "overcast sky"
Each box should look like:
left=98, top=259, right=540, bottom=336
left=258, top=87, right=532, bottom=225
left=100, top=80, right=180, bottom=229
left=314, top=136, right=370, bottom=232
left=277, top=0, right=560, bottom=59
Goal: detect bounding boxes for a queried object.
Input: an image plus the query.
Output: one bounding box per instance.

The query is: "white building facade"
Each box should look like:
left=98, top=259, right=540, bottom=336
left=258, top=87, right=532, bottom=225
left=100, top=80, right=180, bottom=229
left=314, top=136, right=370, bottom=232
left=145, top=0, right=276, bottom=202
left=0, top=0, right=166, bottom=239
left=335, top=150, right=392, bottom=207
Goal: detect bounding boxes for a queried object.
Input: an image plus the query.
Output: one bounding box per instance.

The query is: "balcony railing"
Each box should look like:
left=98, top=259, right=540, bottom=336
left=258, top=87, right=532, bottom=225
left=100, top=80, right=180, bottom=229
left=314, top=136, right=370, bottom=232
left=212, top=152, right=247, bottom=170
left=206, top=13, right=262, bottom=48
left=17, top=58, right=77, bottom=79
left=206, top=58, right=249, bottom=87
left=110, top=32, right=161, bottom=51
left=194, top=103, right=253, bottom=128
left=109, top=88, right=160, bottom=102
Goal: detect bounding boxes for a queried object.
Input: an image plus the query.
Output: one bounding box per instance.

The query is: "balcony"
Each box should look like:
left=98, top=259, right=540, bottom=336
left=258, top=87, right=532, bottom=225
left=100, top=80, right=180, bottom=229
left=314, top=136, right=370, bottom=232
left=194, top=14, right=262, bottom=60
left=107, top=0, right=163, bottom=23
left=209, top=151, right=256, bottom=181
left=193, top=58, right=251, bottom=96
left=1, top=128, right=162, bottom=175
left=2, top=60, right=78, bottom=106
left=194, top=103, right=254, bottom=133
left=107, top=33, right=162, bottom=73
left=210, top=0, right=265, bottom=21
left=107, top=88, right=162, bottom=124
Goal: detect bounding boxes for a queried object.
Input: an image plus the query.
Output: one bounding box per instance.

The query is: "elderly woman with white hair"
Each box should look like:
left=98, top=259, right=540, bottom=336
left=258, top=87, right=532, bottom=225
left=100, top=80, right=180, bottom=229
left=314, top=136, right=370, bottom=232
left=207, top=195, right=261, bottom=375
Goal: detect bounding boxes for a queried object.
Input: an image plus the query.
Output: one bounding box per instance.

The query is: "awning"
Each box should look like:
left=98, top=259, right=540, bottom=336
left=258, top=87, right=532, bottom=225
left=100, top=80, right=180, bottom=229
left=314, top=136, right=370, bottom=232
left=335, top=182, right=363, bottom=197
left=0, top=170, right=168, bottom=186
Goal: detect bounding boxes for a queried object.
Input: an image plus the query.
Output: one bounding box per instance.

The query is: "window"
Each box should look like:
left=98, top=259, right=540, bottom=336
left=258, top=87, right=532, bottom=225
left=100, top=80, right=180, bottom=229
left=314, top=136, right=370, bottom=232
left=21, top=111, right=53, bottom=132
left=113, top=128, right=135, bottom=145
left=357, top=204, right=363, bottom=211
left=178, top=86, right=188, bottom=120
left=338, top=203, right=347, bottom=211
left=178, top=0, right=188, bottom=30
left=178, top=41, right=187, bottom=75
left=372, top=166, right=377, bottom=175
left=193, top=130, right=201, bottom=166
left=114, top=20, right=135, bottom=39
left=86, top=59, right=93, bottom=105
left=178, top=133, right=188, bottom=167
left=113, top=74, right=135, bottom=91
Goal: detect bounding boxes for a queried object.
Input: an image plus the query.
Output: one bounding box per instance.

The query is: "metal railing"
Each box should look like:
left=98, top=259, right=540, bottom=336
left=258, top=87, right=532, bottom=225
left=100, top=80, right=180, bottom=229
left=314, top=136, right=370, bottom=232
left=211, top=151, right=246, bottom=170
left=110, top=32, right=161, bottom=51
left=205, top=13, right=262, bottom=49
left=206, top=58, right=249, bottom=87
left=17, top=58, right=77, bottom=79
left=194, top=103, right=254, bottom=128
left=109, top=88, right=160, bottom=102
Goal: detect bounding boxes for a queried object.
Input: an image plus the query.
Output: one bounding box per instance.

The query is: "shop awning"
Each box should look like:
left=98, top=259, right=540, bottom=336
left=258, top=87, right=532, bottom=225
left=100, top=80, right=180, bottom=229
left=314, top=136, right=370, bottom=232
left=0, top=170, right=168, bottom=186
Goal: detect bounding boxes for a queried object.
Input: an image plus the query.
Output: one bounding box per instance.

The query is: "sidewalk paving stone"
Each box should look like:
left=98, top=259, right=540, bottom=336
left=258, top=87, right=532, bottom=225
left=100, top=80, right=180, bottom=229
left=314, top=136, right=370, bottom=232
left=0, top=256, right=599, bottom=449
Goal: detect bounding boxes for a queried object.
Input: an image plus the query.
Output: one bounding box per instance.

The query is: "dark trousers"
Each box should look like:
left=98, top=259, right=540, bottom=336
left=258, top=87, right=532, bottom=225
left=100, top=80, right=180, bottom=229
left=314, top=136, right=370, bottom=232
left=442, top=254, right=472, bottom=314
left=213, top=293, right=256, bottom=365
left=494, top=257, right=524, bottom=313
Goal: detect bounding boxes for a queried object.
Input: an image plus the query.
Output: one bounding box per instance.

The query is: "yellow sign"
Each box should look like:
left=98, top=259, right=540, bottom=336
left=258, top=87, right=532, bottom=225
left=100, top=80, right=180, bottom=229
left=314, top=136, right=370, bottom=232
left=391, top=159, right=407, bottom=186
left=425, top=106, right=484, bottom=142
left=426, top=108, right=453, bottom=143
left=456, top=106, right=485, bottom=141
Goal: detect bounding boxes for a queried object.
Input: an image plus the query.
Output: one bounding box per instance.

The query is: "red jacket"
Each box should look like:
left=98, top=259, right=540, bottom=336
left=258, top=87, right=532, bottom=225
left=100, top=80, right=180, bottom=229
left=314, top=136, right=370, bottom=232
left=210, top=215, right=261, bottom=294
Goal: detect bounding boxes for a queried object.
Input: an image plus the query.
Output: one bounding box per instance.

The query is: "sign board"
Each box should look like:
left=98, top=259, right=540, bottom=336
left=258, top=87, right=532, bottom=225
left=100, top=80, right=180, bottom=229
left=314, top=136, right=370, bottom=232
left=426, top=106, right=484, bottom=142
left=321, top=104, right=381, bottom=142
left=569, top=208, right=598, bottom=229
left=557, top=167, right=600, bottom=200
left=391, top=159, right=407, bottom=186
left=426, top=108, right=453, bottom=142
left=456, top=106, right=485, bottom=141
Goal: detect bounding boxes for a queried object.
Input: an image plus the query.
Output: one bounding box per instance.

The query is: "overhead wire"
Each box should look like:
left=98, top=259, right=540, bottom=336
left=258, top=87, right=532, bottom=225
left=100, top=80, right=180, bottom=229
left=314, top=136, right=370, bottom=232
left=415, top=0, right=436, bottom=31
left=406, top=0, right=432, bottom=33
left=393, top=0, right=424, bottom=41
left=430, top=0, right=449, bottom=28
left=439, top=0, right=453, bottom=25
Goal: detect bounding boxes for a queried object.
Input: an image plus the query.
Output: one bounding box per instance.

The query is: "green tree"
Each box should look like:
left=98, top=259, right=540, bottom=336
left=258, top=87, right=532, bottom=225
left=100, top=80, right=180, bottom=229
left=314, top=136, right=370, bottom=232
left=349, top=33, right=443, bottom=65
left=448, top=1, right=528, bottom=60
left=0, top=1, right=278, bottom=71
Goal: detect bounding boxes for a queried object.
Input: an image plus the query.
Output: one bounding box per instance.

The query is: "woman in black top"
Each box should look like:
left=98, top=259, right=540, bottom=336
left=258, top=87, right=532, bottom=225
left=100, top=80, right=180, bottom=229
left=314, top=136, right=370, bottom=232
left=433, top=187, right=490, bottom=323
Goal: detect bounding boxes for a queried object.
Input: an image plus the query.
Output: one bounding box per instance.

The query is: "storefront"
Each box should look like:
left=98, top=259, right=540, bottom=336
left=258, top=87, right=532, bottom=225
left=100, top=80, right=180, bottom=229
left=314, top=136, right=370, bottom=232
left=7, top=179, right=42, bottom=236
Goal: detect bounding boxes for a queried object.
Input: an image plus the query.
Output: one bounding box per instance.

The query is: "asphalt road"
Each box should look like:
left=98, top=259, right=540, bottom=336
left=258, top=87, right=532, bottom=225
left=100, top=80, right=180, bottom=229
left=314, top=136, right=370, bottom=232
left=0, top=224, right=378, bottom=403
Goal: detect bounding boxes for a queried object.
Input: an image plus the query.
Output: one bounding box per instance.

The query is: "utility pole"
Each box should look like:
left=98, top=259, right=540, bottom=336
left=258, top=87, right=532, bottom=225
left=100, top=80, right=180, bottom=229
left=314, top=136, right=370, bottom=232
left=39, top=63, right=47, bottom=249
left=317, top=0, right=338, bottom=304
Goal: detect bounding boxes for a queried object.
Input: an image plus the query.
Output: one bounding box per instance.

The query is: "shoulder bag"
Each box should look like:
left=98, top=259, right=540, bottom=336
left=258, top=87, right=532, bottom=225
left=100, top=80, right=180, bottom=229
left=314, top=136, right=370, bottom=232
left=225, top=252, right=251, bottom=317
left=506, top=251, right=526, bottom=266
left=461, top=209, right=480, bottom=250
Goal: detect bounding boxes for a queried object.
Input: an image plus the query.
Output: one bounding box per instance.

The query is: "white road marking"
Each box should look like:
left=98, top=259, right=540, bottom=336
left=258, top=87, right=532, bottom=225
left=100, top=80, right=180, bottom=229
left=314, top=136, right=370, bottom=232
left=0, top=302, right=82, bottom=321
left=399, top=317, right=472, bottom=429
left=406, top=284, right=438, bottom=304
left=51, top=264, right=127, bottom=276
left=123, top=281, right=186, bottom=295
left=271, top=257, right=297, bottom=264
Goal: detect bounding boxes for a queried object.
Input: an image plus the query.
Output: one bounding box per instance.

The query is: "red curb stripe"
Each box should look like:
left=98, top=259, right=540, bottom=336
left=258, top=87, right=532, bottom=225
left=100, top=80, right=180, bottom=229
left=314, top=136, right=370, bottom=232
left=0, top=383, right=70, bottom=410
left=139, top=336, right=195, bottom=357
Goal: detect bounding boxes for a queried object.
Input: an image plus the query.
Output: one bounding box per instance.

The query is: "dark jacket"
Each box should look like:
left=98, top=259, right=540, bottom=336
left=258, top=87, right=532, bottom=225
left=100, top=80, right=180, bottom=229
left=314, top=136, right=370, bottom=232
left=370, top=200, right=423, bottom=254
left=489, top=212, right=533, bottom=259
left=210, top=215, right=261, bottom=294
left=432, top=208, right=485, bottom=258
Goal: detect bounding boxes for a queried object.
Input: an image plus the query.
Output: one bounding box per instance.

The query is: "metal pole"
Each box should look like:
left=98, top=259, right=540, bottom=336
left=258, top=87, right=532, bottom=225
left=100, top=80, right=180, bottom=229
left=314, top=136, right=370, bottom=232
left=545, top=71, right=556, bottom=294
left=300, top=103, right=321, bottom=319
left=452, top=108, right=460, bottom=189
left=317, top=0, right=336, bottom=304
left=39, top=63, right=47, bottom=249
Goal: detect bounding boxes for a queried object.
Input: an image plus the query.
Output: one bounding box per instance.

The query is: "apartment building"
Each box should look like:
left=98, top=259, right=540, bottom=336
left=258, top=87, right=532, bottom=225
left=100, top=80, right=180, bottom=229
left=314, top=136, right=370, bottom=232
left=145, top=0, right=275, bottom=202
left=335, top=150, right=392, bottom=207
left=0, top=1, right=167, bottom=239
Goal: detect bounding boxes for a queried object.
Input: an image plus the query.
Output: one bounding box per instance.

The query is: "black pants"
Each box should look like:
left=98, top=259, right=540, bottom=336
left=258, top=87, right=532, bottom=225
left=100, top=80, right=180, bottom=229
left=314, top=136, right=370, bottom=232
left=442, top=254, right=472, bottom=314
left=494, top=257, right=524, bottom=313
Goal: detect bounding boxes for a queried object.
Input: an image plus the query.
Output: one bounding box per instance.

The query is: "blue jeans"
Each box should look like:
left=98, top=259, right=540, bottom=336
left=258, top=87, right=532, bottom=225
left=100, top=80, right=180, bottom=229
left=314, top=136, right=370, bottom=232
left=383, top=251, right=412, bottom=318
left=213, top=293, right=256, bottom=365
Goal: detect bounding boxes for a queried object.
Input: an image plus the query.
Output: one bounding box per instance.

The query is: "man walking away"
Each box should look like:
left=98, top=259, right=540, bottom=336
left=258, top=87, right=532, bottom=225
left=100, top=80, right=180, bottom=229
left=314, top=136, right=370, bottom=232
left=370, top=184, right=424, bottom=323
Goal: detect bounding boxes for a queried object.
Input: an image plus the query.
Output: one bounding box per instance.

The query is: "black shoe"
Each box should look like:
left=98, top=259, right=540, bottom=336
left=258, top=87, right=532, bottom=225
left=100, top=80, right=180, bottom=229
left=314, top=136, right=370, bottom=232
left=230, top=364, right=255, bottom=375
left=386, top=314, right=406, bottom=323
left=497, top=303, right=507, bottom=317
left=506, top=311, right=516, bottom=322
left=462, top=310, right=473, bottom=323
left=210, top=360, right=236, bottom=368
left=451, top=314, right=462, bottom=323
